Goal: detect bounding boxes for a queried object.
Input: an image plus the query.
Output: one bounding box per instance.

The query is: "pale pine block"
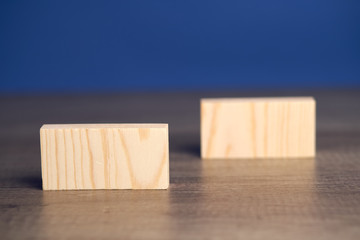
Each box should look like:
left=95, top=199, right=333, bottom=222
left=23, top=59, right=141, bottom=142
left=201, top=97, right=316, bottom=159
left=40, top=124, right=169, bottom=190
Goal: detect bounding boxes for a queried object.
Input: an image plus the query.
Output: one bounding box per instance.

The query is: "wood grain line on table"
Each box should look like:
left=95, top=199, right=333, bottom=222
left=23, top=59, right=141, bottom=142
left=118, top=129, right=140, bottom=189
left=264, top=102, right=268, bottom=157
left=70, top=129, right=77, bottom=189
left=54, top=130, right=60, bottom=189
left=101, top=129, right=110, bottom=189
left=205, top=103, right=219, bottom=158
left=85, top=129, right=96, bottom=189
left=251, top=102, right=256, bottom=158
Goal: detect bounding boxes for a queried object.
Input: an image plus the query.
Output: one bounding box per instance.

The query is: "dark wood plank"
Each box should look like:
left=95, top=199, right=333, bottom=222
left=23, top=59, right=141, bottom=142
left=1, top=89, right=360, bottom=239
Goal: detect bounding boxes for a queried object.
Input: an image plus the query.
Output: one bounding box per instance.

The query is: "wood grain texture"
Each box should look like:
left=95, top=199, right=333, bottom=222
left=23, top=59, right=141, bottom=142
left=1, top=90, right=359, bottom=240
left=40, top=124, right=169, bottom=190
left=201, top=97, right=316, bottom=159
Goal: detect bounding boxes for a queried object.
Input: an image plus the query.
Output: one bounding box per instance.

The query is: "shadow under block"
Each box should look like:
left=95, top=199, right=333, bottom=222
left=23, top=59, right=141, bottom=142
left=201, top=97, right=316, bottom=159
left=40, top=124, right=169, bottom=190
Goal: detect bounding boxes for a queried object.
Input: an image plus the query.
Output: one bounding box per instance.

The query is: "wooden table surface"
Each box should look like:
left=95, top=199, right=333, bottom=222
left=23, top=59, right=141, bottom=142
left=1, top=89, right=360, bottom=240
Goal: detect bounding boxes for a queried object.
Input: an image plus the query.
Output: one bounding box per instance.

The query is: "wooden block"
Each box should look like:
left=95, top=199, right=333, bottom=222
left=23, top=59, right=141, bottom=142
left=40, top=124, right=169, bottom=190
left=201, top=97, right=316, bottom=159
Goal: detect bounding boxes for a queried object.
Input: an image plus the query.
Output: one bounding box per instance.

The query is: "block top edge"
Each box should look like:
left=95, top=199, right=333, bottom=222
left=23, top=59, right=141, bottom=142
left=41, top=123, right=168, bottom=129
left=201, top=96, right=315, bottom=103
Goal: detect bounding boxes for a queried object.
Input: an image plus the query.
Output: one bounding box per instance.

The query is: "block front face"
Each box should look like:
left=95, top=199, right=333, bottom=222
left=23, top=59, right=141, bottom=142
left=201, top=98, right=315, bottom=159
left=40, top=124, right=169, bottom=190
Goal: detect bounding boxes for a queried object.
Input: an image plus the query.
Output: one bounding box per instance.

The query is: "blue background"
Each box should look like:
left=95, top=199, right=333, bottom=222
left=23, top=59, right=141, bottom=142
left=1, top=0, right=360, bottom=93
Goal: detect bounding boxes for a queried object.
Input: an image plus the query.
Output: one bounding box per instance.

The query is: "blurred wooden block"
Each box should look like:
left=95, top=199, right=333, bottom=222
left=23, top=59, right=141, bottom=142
left=40, top=124, right=169, bottom=190
left=201, top=97, right=316, bottom=159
